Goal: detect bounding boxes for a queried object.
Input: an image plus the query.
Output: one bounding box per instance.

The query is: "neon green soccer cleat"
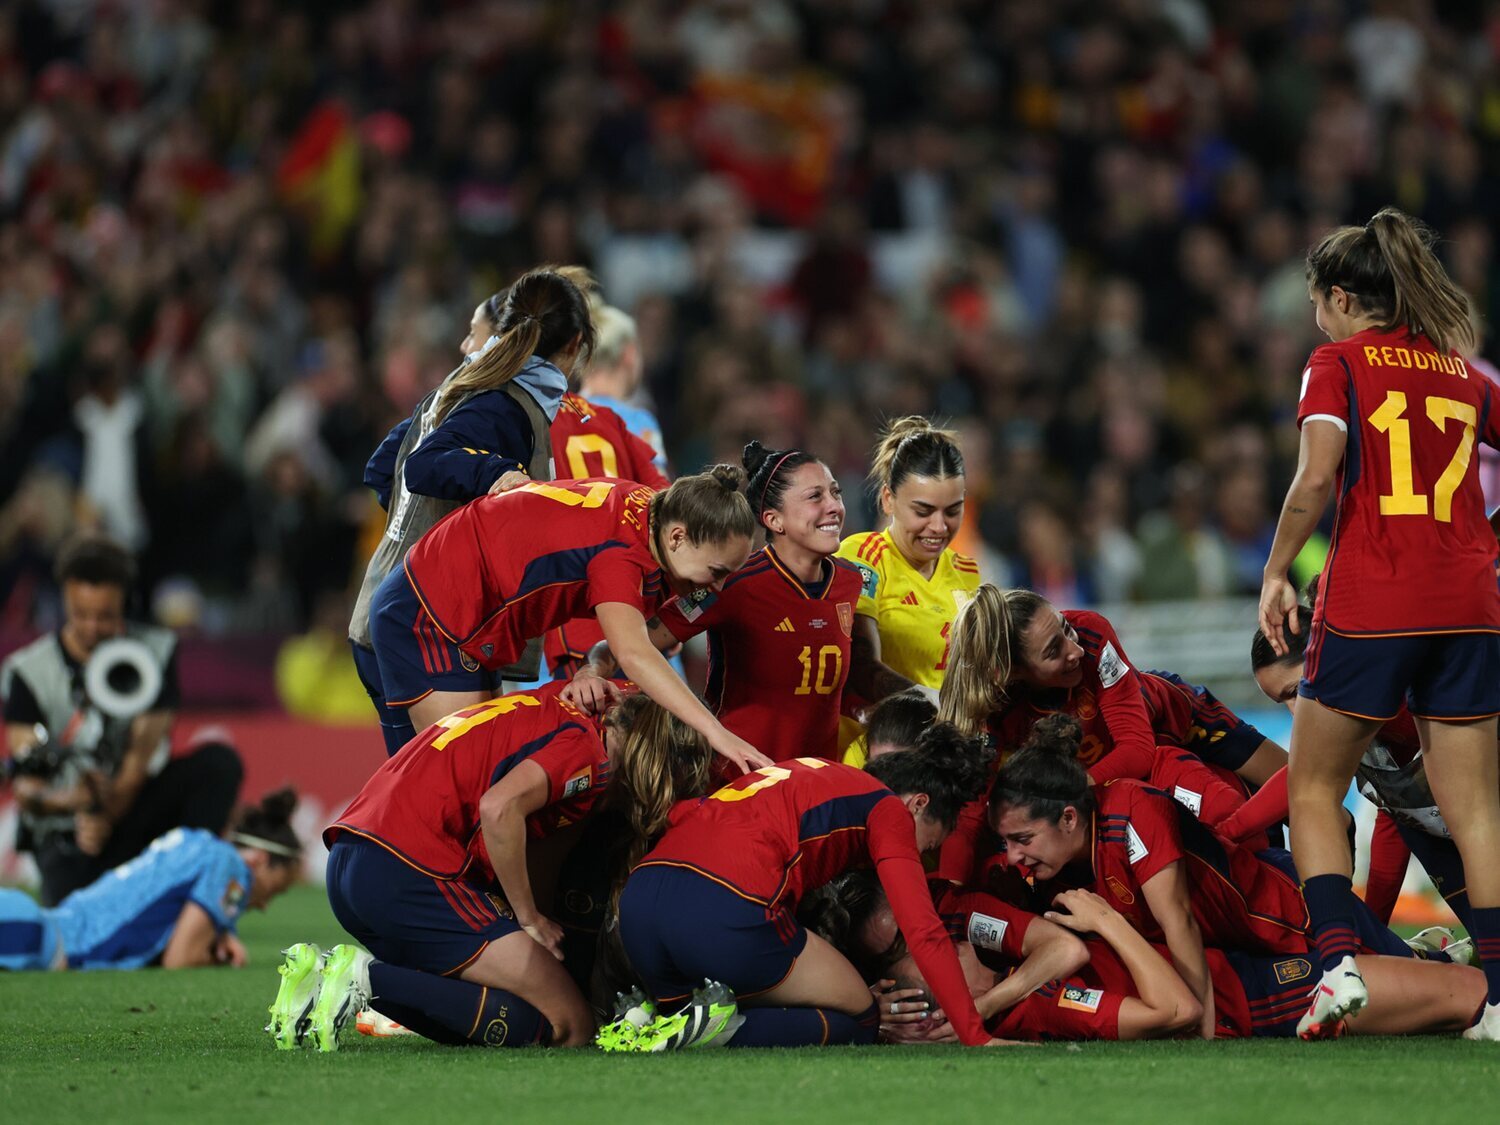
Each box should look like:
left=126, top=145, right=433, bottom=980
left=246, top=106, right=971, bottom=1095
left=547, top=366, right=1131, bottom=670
left=307, top=944, right=373, bottom=1053
left=266, top=943, right=325, bottom=1051
left=631, top=980, right=743, bottom=1052
left=596, top=987, right=658, bottom=1052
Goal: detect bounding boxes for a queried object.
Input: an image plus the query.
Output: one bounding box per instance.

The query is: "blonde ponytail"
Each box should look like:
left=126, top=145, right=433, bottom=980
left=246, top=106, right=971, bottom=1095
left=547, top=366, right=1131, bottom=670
left=606, top=696, right=714, bottom=885
left=937, top=584, right=1050, bottom=736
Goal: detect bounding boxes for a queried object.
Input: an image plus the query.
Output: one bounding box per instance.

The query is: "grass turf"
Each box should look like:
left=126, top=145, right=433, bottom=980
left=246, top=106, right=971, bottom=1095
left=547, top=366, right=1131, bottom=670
left=4, top=886, right=1500, bottom=1124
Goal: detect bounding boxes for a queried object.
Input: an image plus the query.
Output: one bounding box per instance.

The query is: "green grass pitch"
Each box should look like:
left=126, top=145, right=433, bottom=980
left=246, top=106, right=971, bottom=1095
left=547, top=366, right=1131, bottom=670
left=4, top=886, right=1500, bottom=1124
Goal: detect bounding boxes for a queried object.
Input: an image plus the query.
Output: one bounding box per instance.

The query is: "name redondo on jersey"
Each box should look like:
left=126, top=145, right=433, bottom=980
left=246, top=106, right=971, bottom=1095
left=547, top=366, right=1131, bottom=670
left=1362, top=345, right=1467, bottom=377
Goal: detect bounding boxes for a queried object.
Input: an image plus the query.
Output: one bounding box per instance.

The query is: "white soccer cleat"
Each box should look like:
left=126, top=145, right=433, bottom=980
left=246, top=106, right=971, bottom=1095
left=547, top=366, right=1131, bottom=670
left=1462, top=1001, right=1500, bottom=1041
left=1297, top=956, right=1368, bottom=1040
left=1407, top=926, right=1457, bottom=957
left=356, top=1009, right=415, bottom=1038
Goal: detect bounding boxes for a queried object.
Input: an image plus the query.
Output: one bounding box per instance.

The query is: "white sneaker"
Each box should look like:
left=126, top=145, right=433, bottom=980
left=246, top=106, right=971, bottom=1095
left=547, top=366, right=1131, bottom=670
left=356, top=1009, right=415, bottom=1038
left=1407, top=925, right=1457, bottom=957
left=1462, top=1001, right=1500, bottom=1041
left=1296, top=956, right=1368, bottom=1040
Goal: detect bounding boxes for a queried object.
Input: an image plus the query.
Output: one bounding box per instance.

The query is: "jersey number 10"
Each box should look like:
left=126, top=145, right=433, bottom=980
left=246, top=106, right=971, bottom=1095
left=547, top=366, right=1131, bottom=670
left=795, top=644, right=843, bottom=695
left=1368, top=390, right=1476, bottom=522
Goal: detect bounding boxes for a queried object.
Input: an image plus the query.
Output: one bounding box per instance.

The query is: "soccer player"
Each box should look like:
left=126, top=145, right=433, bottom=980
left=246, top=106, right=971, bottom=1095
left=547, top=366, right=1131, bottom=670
left=831, top=419, right=978, bottom=767
left=1242, top=596, right=1474, bottom=935
left=1258, top=207, right=1500, bottom=1038
left=988, top=716, right=1418, bottom=1039
left=367, top=469, right=771, bottom=774
left=271, top=688, right=711, bottom=1051
left=606, top=730, right=1005, bottom=1049
left=0, top=789, right=301, bottom=971
left=350, top=266, right=594, bottom=753
left=577, top=442, right=862, bottom=762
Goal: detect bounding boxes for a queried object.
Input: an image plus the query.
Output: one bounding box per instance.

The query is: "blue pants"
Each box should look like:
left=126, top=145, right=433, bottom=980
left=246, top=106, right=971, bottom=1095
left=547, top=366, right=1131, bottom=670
left=350, top=640, right=418, bottom=756
left=1394, top=821, right=1472, bottom=932
left=0, top=889, right=58, bottom=971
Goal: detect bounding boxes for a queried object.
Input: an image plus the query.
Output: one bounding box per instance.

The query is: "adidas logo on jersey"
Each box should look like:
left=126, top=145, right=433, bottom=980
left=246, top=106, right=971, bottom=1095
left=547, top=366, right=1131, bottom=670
left=901, top=592, right=920, bottom=606
left=774, top=618, right=795, bottom=632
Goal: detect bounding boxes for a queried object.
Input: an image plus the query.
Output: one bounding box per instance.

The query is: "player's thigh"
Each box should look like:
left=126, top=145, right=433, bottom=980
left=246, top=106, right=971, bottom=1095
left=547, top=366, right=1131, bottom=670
left=1286, top=697, right=1380, bottom=794
left=1347, top=954, right=1486, bottom=1035
left=460, top=930, right=594, bottom=1046
left=408, top=689, right=489, bottom=732
left=1413, top=714, right=1500, bottom=831
left=753, top=930, right=873, bottom=1017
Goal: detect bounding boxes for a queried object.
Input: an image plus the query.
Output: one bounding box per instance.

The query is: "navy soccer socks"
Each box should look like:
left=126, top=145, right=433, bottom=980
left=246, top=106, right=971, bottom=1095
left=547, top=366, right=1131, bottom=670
left=367, top=961, right=551, bottom=1047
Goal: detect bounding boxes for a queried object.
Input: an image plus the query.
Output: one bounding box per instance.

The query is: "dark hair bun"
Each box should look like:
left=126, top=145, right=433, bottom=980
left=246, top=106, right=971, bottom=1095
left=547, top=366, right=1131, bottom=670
left=258, top=787, right=298, bottom=825
left=742, top=440, right=773, bottom=477
left=706, top=463, right=747, bottom=493
left=1022, top=714, right=1083, bottom=759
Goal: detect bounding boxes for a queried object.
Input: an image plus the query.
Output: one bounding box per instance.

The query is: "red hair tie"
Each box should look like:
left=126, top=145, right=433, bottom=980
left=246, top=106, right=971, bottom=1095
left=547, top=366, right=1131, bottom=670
left=759, top=452, right=798, bottom=515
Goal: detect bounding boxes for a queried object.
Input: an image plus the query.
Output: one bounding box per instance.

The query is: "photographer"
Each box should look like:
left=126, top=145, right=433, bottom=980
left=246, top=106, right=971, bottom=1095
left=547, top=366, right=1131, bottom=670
left=1, top=534, right=243, bottom=905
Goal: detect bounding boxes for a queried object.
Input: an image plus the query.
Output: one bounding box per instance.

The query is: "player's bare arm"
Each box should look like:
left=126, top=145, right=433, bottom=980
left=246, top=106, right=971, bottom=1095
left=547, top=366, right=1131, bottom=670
left=847, top=616, right=916, bottom=702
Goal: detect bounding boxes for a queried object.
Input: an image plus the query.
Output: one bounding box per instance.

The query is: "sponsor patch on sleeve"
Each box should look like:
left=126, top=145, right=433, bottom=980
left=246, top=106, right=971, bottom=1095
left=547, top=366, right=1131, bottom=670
left=1172, top=786, right=1203, bottom=816
left=676, top=588, right=717, bottom=623
left=966, top=912, right=1009, bottom=953
left=855, top=562, right=879, bottom=600
left=1058, top=986, right=1104, bottom=1013
left=1096, top=641, right=1129, bottom=689
left=562, top=767, right=593, bottom=798
left=1126, top=823, right=1149, bottom=865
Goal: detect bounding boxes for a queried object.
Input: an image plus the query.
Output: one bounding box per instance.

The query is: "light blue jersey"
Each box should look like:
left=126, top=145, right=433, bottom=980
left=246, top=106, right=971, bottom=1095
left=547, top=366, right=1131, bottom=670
left=0, top=889, right=60, bottom=970
left=587, top=395, right=668, bottom=475
left=47, top=828, right=252, bottom=970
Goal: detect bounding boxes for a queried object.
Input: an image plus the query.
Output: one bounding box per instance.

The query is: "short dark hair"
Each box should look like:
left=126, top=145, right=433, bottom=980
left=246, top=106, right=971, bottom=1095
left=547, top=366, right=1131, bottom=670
left=864, top=689, right=937, bottom=753
left=54, top=533, right=136, bottom=591
left=864, top=720, right=991, bottom=830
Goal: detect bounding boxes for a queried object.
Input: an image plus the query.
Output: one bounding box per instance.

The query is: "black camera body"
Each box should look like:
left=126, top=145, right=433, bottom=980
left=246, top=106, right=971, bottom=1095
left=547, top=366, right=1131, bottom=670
left=2, top=727, right=73, bottom=782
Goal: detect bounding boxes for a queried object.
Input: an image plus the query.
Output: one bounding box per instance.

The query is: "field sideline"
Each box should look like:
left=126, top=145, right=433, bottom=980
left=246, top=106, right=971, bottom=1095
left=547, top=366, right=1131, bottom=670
left=4, top=886, right=1500, bottom=1125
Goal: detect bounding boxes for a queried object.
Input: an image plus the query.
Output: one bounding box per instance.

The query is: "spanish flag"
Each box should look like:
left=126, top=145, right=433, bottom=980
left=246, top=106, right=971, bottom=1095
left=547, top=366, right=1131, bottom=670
left=277, top=101, right=362, bottom=260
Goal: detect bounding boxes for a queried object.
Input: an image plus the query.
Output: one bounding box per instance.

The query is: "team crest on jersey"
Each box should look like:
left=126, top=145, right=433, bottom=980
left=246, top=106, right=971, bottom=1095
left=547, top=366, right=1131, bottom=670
left=1074, top=691, right=1097, bottom=720
left=562, top=767, right=593, bottom=798
left=483, top=1017, right=510, bottom=1046
left=837, top=602, right=853, bottom=637
left=1096, top=642, right=1129, bottom=689
left=967, top=913, right=1009, bottom=952
left=1105, top=875, right=1135, bottom=905
left=1126, top=823, right=1149, bottom=865
left=1058, top=986, right=1104, bottom=1013
left=1172, top=786, right=1203, bottom=816
left=1274, top=958, right=1313, bottom=985
left=855, top=562, right=879, bottom=600
left=459, top=650, right=480, bottom=673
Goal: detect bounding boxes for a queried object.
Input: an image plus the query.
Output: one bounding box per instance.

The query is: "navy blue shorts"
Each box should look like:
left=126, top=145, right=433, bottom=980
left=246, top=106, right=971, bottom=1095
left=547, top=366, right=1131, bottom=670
left=325, top=836, right=519, bottom=976
left=1225, top=950, right=1316, bottom=1037
left=368, top=566, right=497, bottom=707
left=0, top=888, right=58, bottom=971
left=1302, top=624, right=1500, bottom=721
left=1394, top=821, right=1471, bottom=932
left=1256, top=847, right=1412, bottom=959
left=349, top=640, right=418, bottom=756
left=618, top=865, right=807, bottom=1005
left=1151, top=671, right=1266, bottom=771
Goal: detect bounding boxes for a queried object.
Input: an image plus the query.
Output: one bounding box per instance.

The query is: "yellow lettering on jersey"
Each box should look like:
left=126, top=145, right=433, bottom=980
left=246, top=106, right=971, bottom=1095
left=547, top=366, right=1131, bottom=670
left=1365, top=346, right=1381, bottom=366
left=1381, top=346, right=1397, bottom=367
left=565, top=433, right=621, bottom=479
left=1427, top=396, right=1477, bottom=523
left=431, top=695, right=542, bottom=750
left=1369, top=391, right=1428, bottom=516
left=1413, top=351, right=1429, bottom=371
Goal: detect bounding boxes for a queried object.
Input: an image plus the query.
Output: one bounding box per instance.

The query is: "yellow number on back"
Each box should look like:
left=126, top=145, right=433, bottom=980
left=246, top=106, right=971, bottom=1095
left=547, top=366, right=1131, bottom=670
left=1367, top=391, right=1477, bottom=524
left=517, top=480, right=618, bottom=508
left=431, top=695, right=541, bottom=750
left=709, top=758, right=829, bottom=803
left=565, top=434, right=621, bottom=479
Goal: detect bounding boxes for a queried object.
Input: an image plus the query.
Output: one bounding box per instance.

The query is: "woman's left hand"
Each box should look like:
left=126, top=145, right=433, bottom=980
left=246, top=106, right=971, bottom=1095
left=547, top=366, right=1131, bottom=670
left=488, top=470, right=529, bottom=496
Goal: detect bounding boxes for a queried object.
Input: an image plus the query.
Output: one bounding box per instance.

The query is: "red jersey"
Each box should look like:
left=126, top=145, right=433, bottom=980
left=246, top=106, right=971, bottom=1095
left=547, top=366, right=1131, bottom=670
left=543, top=395, right=671, bottom=674
left=931, top=886, right=1034, bottom=964
left=1038, top=780, right=1309, bottom=956
left=1298, top=325, right=1500, bottom=635
left=325, top=686, right=610, bottom=880
left=1147, top=747, right=1249, bottom=833
left=656, top=546, right=862, bottom=762
left=639, top=758, right=990, bottom=1045
left=987, top=610, right=1156, bottom=782
left=404, top=478, right=668, bottom=670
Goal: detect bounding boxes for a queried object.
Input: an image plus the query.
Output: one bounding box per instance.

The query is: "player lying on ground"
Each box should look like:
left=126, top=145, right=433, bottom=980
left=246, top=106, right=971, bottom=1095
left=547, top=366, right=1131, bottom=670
left=832, top=877, right=1486, bottom=1041
left=575, top=440, right=863, bottom=764
left=0, top=789, right=300, bottom=970
left=600, top=728, right=1012, bottom=1050
left=989, top=716, right=1427, bottom=1038
left=267, top=687, right=711, bottom=1052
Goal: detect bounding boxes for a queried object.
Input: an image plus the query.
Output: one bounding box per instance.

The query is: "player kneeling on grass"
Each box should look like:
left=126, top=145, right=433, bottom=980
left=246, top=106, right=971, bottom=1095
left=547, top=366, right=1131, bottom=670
left=0, top=789, right=300, bottom=971
left=835, top=877, right=1487, bottom=1042
left=268, top=686, right=711, bottom=1052
left=599, top=725, right=1020, bottom=1051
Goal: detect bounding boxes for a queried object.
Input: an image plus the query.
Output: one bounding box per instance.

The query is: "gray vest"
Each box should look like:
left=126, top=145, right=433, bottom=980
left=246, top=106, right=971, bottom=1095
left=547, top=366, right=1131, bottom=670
left=0, top=624, right=176, bottom=838
left=1356, top=741, right=1446, bottom=839
left=349, top=377, right=554, bottom=681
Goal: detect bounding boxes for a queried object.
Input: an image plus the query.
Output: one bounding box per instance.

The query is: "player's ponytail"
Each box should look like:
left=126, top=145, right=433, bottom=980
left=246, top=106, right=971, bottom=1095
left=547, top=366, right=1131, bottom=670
left=937, top=584, right=1051, bottom=736
left=230, top=787, right=303, bottom=867
left=650, top=464, right=757, bottom=545
left=605, top=695, right=714, bottom=882
left=1307, top=209, right=1475, bottom=356
left=437, top=265, right=597, bottom=422
left=989, top=715, right=1094, bottom=827
left=868, top=416, right=964, bottom=496
left=742, top=440, right=820, bottom=530
left=864, top=720, right=991, bottom=830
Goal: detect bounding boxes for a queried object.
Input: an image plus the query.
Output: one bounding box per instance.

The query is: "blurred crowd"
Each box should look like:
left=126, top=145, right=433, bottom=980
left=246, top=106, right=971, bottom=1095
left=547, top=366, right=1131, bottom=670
left=3, top=0, right=1499, bottom=639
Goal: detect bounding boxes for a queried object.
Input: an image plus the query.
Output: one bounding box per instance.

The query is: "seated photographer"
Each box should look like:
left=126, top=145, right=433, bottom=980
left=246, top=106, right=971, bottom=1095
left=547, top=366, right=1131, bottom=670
left=1, top=533, right=243, bottom=905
